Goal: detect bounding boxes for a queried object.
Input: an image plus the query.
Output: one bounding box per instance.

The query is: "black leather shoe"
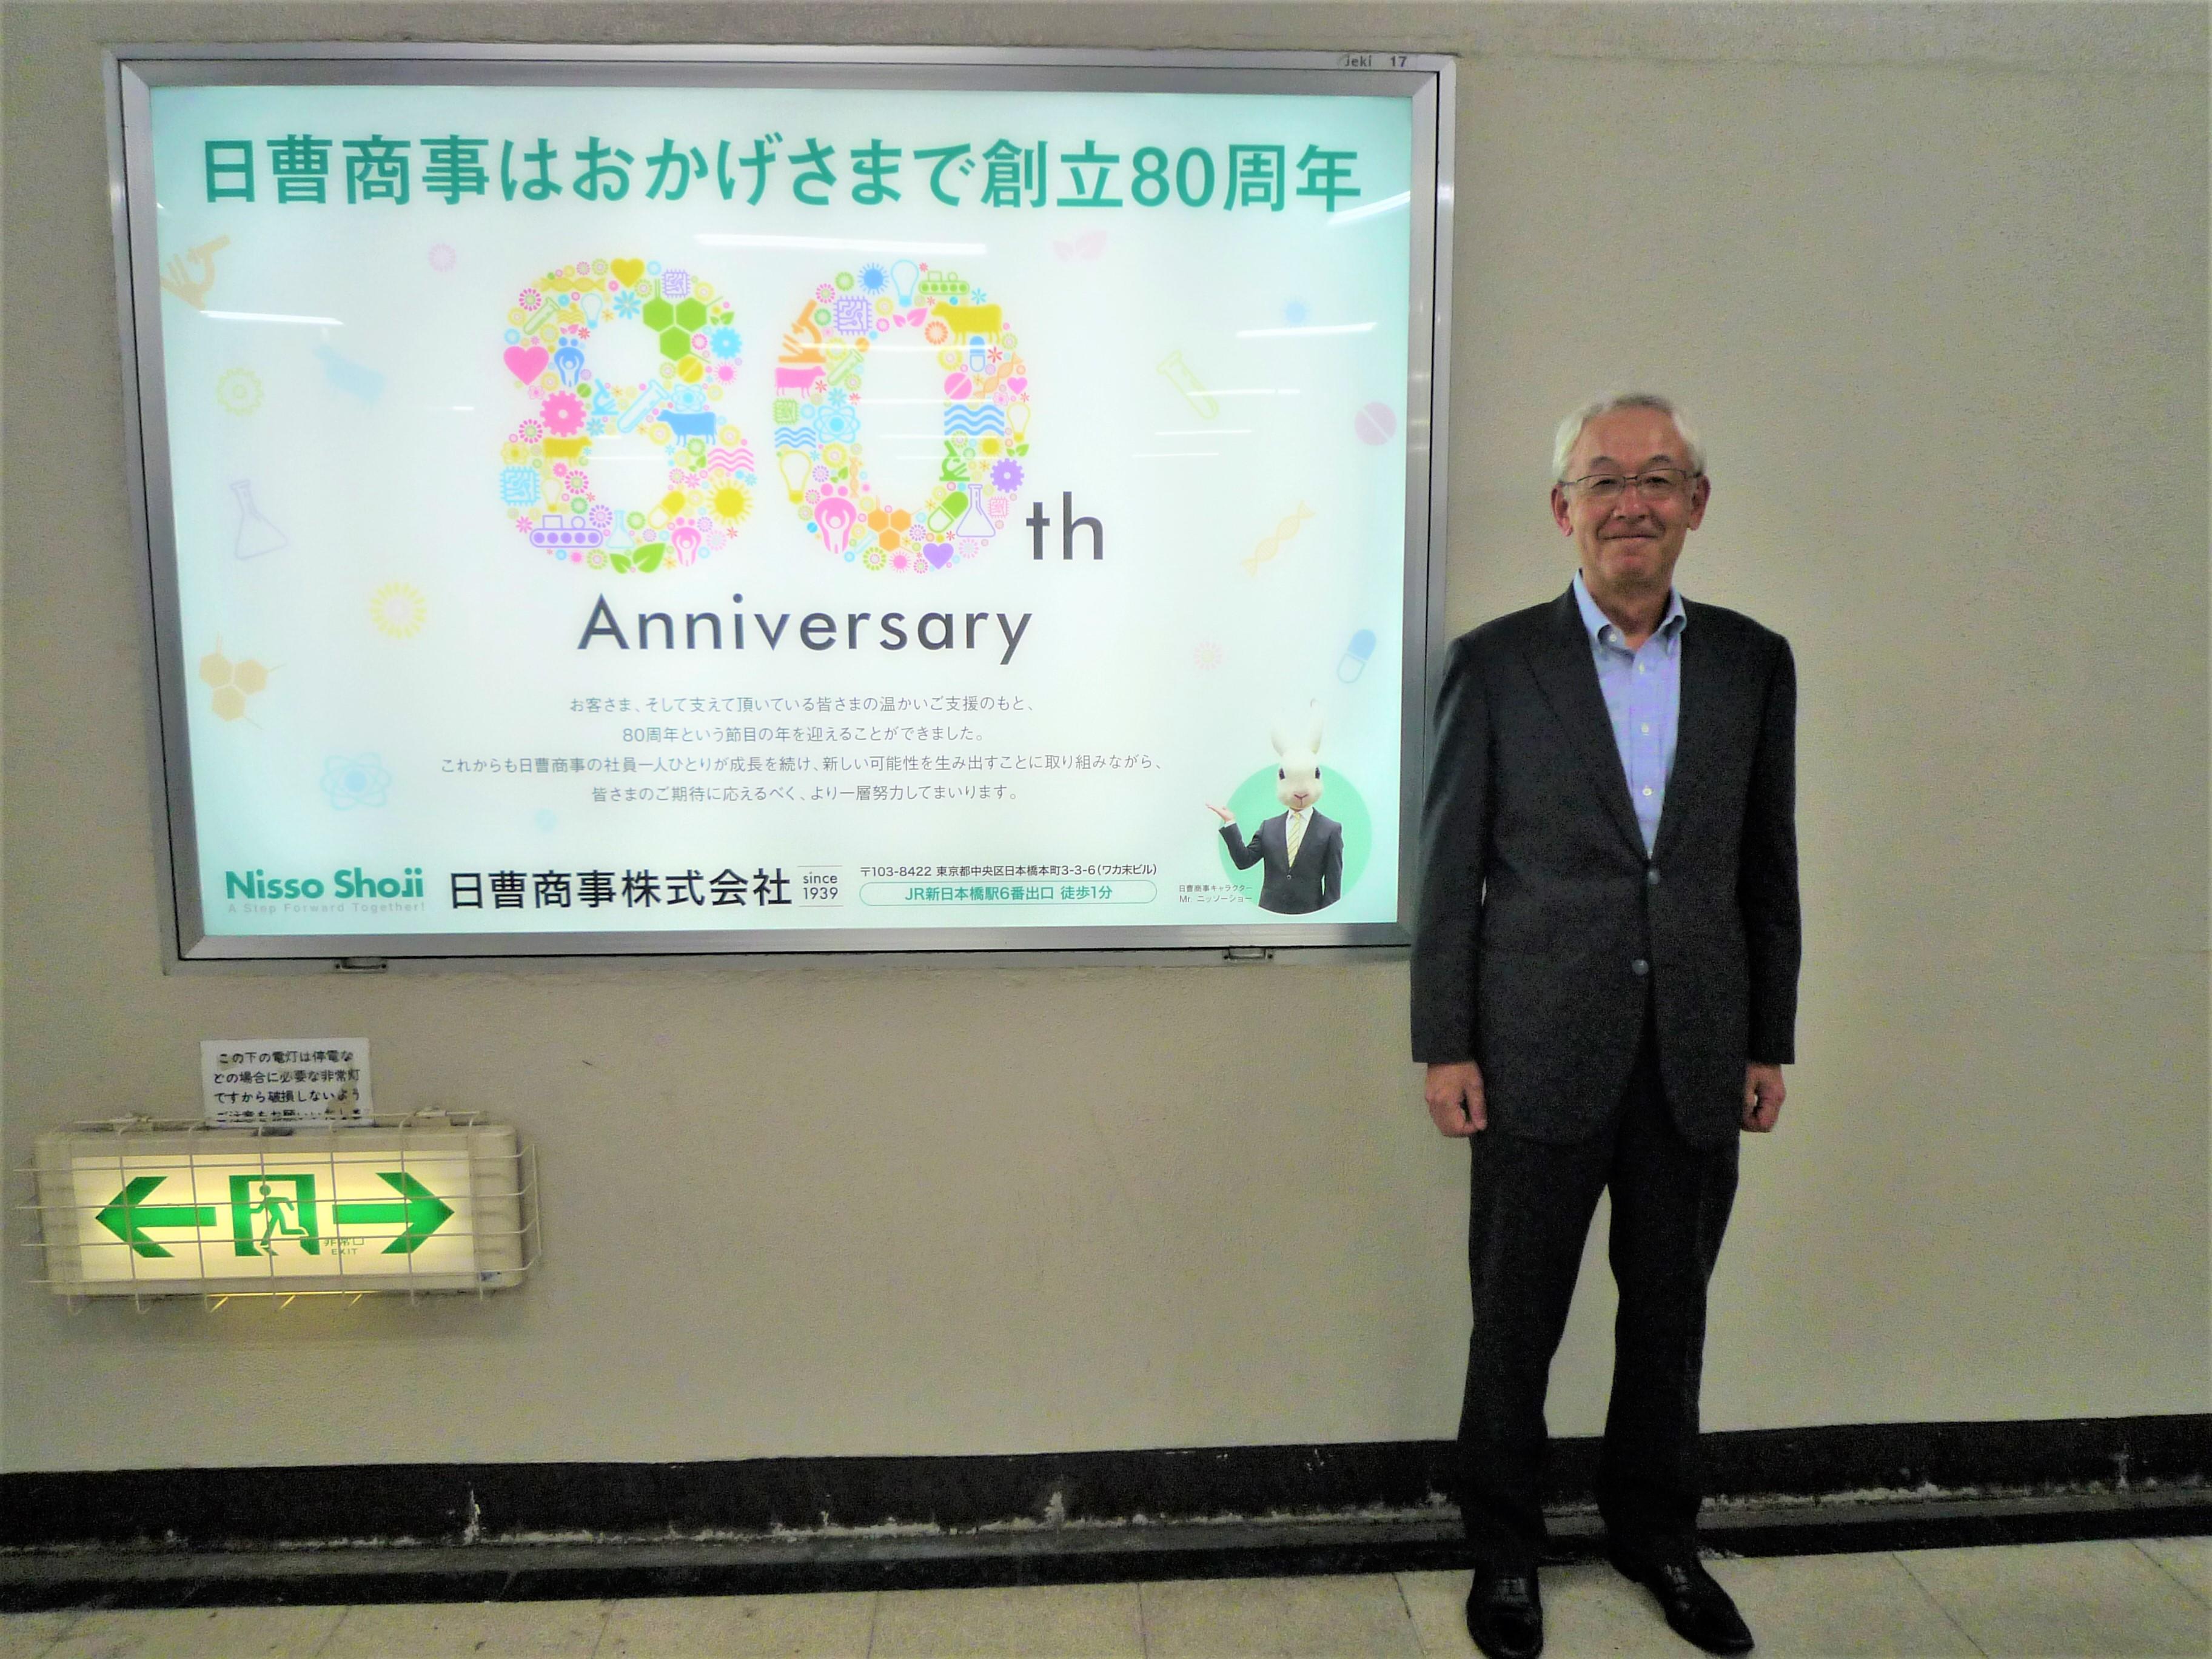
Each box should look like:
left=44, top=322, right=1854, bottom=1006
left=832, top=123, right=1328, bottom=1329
left=1464, top=1561, right=1544, bottom=1659
left=1607, top=1549, right=1754, bottom=1655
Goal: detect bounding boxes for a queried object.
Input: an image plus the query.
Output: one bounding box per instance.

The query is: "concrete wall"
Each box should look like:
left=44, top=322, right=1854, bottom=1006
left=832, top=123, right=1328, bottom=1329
left=4, top=2, right=2205, bottom=1473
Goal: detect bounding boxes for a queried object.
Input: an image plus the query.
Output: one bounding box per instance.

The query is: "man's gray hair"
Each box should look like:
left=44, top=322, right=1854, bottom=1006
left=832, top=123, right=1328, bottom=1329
left=1552, top=393, right=1708, bottom=482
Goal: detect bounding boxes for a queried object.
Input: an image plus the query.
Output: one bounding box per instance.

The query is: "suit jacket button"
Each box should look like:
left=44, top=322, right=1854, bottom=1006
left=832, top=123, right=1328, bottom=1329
left=1631, top=958, right=1649, bottom=976
left=1646, top=867, right=1661, bottom=886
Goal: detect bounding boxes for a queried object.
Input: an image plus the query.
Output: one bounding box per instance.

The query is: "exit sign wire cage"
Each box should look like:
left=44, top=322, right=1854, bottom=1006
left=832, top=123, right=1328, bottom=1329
left=18, top=1111, right=538, bottom=1307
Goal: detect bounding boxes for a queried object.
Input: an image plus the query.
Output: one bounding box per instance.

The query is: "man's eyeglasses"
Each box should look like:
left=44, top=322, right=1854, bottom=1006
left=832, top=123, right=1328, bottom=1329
left=1560, top=467, right=1699, bottom=503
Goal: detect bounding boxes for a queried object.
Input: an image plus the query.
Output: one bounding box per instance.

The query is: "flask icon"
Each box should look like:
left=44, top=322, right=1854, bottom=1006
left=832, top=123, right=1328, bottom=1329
left=230, top=480, right=288, bottom=560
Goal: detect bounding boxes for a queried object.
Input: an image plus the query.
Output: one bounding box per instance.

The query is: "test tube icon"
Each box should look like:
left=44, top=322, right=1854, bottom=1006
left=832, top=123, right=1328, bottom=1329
left=1337, top=628, right=1377, bottom=683
left=1156, top=349, right=1219, bottom=419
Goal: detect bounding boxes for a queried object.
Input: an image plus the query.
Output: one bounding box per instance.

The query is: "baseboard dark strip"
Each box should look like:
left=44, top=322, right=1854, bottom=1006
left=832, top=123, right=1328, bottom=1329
left=0, top=1490, right=2204, bottom=1613
left=4, top=1415, right=2202, bottom=1553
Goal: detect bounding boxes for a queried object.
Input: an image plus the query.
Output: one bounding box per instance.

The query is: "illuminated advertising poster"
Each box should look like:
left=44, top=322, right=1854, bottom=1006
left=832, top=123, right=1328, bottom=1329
left=122, top=56, right=1447, bottom=958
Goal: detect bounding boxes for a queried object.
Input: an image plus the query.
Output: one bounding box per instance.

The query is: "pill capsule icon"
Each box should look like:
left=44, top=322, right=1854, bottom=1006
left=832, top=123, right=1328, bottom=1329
left=1338, top=629, right=1378, bottom=683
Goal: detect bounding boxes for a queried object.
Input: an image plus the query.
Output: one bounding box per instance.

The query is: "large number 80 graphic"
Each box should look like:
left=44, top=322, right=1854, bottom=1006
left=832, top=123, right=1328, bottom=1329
left=498, top=256, right=1030, bottom=576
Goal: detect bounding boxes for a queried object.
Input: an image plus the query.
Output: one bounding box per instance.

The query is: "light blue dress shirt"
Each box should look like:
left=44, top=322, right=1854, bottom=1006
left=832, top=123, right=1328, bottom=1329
left=1572, top=572, right=1685, bottom=854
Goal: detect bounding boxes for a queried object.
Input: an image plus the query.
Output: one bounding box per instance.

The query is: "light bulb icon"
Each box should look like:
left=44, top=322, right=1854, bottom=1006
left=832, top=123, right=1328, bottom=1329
left=891, top=260, right=920, bottom=306
left=778, top=450, right=814, bottom=501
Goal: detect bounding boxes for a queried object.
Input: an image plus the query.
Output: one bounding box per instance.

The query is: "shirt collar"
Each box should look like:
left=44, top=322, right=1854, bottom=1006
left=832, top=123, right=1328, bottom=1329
left=1285, top=805, right=1312, bottom=825
left=1573, top=571, right=1687, bottom=651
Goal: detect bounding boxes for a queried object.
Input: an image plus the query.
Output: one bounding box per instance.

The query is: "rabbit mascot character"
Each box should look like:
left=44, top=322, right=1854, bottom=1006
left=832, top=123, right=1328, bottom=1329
left=1208, top=704, right=1344, bottom=913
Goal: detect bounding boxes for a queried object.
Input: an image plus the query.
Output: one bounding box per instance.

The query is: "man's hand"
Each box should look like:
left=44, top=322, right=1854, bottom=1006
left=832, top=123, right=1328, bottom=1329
left=1205, top=803, right=1235, bottom=825
left=1426, top=1061, right=1487, bottom=1137
left=1743, top=1062, right=1786, bottom=1132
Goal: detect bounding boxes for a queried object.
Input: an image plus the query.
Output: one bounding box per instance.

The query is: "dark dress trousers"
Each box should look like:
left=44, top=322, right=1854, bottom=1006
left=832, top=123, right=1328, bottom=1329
left=1220, top=810, right=1344, bottom=913
left=1411, top=587, right=1799, bottom=1567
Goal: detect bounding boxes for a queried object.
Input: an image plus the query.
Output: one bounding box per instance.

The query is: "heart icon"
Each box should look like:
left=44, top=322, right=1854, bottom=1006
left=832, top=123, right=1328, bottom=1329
left=503, top=344, right=549, bottom=384
left=611, top=258, right=645, bottom=288
left=924, top=541, right=954, bottom=568
left=1007, top=376, right=1028, bottom=395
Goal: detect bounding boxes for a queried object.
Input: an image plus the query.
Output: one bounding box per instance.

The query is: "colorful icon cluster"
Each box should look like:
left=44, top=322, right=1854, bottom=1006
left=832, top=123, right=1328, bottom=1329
left=773, top=263, right=1031, bottom=573
left=497, top=257, right=758, bottom=575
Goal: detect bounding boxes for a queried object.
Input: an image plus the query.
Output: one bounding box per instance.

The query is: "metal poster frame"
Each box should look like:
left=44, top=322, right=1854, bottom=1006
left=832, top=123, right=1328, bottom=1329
left=105, top=44, right=1456, bottom=970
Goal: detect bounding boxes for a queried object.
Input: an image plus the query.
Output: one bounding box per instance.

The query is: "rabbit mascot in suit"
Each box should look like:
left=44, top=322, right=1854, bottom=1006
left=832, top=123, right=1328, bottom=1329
left=1209, top=705, right=1344, bottom=914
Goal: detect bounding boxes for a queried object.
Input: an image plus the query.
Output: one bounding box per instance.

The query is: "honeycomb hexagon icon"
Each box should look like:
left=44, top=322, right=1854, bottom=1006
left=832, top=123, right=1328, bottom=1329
left=674, top=296, right=707, bottom=330
left=198, top=641, right=271, bottom=722
left=642, top=295, right=674, bottom=330
left=658, top=325, right=692, bottom=361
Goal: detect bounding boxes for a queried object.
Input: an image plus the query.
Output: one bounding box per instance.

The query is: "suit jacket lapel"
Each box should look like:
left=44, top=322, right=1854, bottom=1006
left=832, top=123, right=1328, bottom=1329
left=1525, top=588, right=1645, bottom=854
left=1652, top=603, right=1720, bottom=863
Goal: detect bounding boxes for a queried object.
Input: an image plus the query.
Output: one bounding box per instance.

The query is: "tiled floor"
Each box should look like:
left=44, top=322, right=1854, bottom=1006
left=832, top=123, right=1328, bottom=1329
left=0, top=1538, right=2202, bottom=1658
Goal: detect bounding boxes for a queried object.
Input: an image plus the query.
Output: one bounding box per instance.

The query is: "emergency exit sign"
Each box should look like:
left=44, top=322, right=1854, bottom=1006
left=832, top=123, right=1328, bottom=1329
left=95, top=1166, right=456, bottom=1261
left=33, top=1121, right=528, bottom=1296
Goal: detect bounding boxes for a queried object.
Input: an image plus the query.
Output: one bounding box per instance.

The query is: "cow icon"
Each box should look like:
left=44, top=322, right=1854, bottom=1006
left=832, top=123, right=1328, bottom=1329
left=660, top=408, right=717, bottom=441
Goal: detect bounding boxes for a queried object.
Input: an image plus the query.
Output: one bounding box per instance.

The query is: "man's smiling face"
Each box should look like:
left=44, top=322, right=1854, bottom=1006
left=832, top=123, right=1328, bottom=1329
left=1550, top=404, right=1710, bottom=603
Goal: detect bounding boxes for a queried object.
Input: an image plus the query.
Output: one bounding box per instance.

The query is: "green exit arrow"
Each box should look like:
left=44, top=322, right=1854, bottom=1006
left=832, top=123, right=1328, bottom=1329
left=95, top=1176, right=218, bottom=1258
left=333, top=1172, right=454, bottom=1255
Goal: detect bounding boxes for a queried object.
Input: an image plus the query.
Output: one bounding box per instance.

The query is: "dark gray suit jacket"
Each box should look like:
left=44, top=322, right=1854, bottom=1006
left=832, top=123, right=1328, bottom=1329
left=1410, top=588, right=1800, bottom=1146
left=1221, top=810, right=1343, bottom=913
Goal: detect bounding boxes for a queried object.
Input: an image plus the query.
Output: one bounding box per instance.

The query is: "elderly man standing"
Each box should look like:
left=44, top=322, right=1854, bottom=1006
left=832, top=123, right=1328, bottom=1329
left=1412, top=395, right=1800, bottom=1658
